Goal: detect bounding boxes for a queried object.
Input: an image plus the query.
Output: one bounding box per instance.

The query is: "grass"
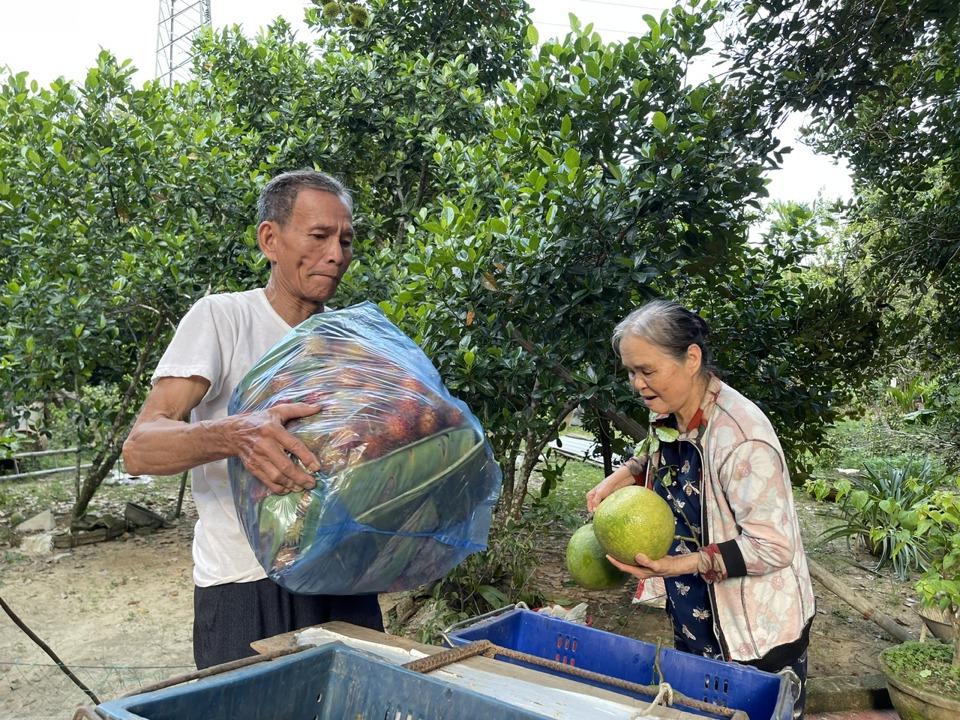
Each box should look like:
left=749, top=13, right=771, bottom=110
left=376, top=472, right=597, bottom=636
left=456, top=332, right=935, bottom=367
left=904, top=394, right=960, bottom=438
left=806, top=415, right=951, bottom=480
left=525, top=454, right=605, bottom=531
left=559, top=426, right=595, bottom=440
left=881, top=641, right=960, bottom=698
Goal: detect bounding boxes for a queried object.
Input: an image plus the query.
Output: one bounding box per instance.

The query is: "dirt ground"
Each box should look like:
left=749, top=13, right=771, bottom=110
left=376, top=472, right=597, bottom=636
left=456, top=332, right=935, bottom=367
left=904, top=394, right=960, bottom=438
left=0, top=486, right=924, bottom=719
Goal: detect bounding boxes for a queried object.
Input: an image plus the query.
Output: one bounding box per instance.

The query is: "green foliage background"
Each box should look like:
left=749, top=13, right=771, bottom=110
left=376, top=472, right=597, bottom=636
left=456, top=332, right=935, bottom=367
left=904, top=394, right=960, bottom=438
left=1, top=0, right=885, bottom=519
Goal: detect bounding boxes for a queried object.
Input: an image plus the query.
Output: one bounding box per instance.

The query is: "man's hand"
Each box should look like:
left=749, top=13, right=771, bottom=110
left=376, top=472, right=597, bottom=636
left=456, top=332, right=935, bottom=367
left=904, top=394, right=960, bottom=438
left=605, top=551, right=699, bottom=580
left=228, top=402, right=323, bottom=495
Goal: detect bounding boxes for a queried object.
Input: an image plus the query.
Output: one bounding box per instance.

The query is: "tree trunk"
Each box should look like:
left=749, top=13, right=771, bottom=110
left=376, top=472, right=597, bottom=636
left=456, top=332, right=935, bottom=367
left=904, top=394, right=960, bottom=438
left=496, top=444, right=519, bottom=521
left=73, top=442, right=125, bottom=520
left=807, top=558, right=915, bottom=643
left=596, top=411, right=613, bottom=476
left=510, top=398, right=581, bottom=520
left=511, top=437, right=540, bottom=519
left=172, top=471, right=188, bottom=520
left=71, top=318, right=163, bottom=520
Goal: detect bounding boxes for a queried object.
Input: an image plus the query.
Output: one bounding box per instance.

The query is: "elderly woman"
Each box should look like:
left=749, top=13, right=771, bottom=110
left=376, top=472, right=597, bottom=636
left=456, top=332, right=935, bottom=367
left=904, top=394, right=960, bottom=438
left=586, top=299, right=815, bottom=719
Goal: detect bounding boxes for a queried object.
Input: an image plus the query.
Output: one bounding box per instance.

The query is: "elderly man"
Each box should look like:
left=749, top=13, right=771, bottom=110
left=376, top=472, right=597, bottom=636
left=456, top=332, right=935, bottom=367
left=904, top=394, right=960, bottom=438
left=123, top=170, right=383, bottom=669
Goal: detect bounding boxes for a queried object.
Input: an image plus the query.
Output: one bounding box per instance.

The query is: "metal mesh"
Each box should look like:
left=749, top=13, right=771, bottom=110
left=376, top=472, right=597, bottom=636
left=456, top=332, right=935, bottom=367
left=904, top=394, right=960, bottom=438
left=0, top=660, right=195, bottom=719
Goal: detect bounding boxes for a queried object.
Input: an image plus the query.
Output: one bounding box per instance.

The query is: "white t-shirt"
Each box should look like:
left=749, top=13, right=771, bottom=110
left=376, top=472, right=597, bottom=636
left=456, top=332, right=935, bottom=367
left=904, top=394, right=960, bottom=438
left=152, top=289, right=292, bottom=586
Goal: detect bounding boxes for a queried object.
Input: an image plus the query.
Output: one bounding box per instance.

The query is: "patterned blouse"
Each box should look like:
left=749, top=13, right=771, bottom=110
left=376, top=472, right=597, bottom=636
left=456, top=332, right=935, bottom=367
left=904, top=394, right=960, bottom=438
left=652, top=412, right=722, bottom=657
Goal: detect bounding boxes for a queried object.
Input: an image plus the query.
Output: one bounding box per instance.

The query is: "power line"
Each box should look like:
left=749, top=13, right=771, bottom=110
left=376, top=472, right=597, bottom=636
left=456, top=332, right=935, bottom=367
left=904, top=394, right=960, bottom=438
left=537, top=20, right=648, bottom=36
left=574, top=0, right=668, bottom=11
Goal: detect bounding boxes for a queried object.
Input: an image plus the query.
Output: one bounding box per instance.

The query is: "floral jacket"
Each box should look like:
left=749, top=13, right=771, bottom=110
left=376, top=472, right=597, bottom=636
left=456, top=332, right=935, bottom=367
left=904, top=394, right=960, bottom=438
left=635, top=376, right=816, bottom=662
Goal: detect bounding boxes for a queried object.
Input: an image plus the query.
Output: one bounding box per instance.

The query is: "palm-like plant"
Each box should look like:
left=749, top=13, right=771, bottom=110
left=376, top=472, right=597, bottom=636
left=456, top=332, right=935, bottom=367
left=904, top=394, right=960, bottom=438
left=818, top=458, right=941, bottom=580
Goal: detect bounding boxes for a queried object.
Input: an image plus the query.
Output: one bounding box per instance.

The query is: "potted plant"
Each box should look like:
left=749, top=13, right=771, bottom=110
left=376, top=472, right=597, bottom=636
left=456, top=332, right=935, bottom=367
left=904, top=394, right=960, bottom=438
left=811, top=459, right=937, bottom=580
left=878, top=485, right=960, bottom=720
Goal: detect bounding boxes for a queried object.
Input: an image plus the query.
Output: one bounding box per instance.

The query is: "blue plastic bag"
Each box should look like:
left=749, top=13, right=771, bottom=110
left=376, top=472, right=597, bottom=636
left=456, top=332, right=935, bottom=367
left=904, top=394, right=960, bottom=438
left=228, top=302, right=501, bottom=594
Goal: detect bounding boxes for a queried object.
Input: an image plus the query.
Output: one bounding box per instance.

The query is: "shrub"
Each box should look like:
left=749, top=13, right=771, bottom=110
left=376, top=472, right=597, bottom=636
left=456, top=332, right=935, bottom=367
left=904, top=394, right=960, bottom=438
left=432, top=519, right=545, bottom=618
left=816, top=458, right=942, bottom=579
left=914, top=484, right=960, bottom=667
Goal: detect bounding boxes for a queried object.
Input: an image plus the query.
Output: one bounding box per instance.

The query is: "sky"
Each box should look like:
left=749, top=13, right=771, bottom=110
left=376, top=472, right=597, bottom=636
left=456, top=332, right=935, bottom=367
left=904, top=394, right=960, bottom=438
left=0, top=0, right=851, bottom=206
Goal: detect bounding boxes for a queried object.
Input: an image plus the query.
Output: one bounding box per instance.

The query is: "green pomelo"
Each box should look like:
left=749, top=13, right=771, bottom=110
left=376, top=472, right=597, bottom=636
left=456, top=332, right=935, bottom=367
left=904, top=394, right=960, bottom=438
left=593, top=486, right=676, bottom=564
left=566, top=523, right=628, bottom=590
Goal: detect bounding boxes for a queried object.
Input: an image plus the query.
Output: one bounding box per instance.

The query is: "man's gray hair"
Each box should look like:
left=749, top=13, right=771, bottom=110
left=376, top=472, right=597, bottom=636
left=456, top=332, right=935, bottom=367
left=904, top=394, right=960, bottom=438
left=612, top=299, right=715, bottom=376
left=257, top=169, right=353, bottom=226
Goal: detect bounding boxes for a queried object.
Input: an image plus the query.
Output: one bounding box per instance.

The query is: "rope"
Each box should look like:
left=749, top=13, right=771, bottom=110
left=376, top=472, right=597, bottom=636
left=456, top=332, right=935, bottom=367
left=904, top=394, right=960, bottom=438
left=71, top=707, right=104, bottom=720
left=653, top=636, right=665, bottom=683
left=406, top=640, right=748, bottom=719
left=631, top=682, right=673, bottom=719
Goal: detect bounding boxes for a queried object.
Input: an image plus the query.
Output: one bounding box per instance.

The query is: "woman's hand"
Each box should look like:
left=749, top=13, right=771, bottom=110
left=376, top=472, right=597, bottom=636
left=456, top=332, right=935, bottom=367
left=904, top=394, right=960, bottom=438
left=606, top=551, right=699, bottom=580
left=586, top=466, right=634, bottom=512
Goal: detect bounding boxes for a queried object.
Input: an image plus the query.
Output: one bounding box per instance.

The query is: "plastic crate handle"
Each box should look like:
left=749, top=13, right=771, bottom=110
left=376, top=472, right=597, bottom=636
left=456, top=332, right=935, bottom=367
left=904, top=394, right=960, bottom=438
left=428, top=633, right=750, bottom=720
left=440, top=602, right=529, bottom=645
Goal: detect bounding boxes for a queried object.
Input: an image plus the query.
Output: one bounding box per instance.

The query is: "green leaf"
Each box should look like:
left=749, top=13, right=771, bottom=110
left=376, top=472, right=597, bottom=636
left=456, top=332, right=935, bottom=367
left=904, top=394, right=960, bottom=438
left=526, top=24, right=539, bottom=46
left=651, top=111, right=668, bottom=132
left=643, top=14, right=660, bottom=41
left=560, top=115, right=572, bottom=138
left=563, top=147, right=580, bottom=170
left=441, top=206, right=455, bottom=228
left=585, top=56, right=600, bottom=79
left=654, top=426, right=680, bottom=442
left=632, top=78, right=652, bottom=97
left=477, top=584, right=510, bottom=609
left=545, top=204, right=557, bottom=225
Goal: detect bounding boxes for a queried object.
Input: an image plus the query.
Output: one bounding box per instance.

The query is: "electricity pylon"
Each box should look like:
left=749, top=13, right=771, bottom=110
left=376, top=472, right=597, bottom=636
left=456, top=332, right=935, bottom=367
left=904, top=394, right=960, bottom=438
left=156, top=0, right=212, bottom=87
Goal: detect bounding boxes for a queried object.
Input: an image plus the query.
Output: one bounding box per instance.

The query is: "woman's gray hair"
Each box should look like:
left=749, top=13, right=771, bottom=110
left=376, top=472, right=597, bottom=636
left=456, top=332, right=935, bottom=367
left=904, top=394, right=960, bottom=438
left=257, top=169, right=353, bottom=226
left=612, top=299, right=715, bottom=377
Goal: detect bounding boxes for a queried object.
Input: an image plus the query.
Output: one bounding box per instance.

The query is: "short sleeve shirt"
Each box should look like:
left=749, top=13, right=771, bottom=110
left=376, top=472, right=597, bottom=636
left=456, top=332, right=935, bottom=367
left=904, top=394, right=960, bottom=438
left=152, top=289, right=291, bottom=586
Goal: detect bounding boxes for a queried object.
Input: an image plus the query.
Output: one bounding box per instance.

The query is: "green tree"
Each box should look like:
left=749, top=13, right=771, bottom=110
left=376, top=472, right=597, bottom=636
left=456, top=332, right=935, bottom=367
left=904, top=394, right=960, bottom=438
left=379, top=5, right=872, bottom=514
left=192, top=2, right=532, bottom=255
left=687, top=201, right=883, bottom=474
left=0, top=1, right=536, bottom=516
left=724, top=0, right=960, bottom=350
left=316, top=0, right=532, bottom=91
left=0, top=0, right=884, bottom=522
left=0, top=55, right=263, bottom=517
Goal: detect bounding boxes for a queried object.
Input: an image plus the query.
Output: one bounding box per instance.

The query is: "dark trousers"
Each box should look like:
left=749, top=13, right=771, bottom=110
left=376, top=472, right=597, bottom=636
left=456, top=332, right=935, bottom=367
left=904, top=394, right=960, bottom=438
left=778, top=650, right=808, bottom=720
left=193, top=578, right=383, bottom=669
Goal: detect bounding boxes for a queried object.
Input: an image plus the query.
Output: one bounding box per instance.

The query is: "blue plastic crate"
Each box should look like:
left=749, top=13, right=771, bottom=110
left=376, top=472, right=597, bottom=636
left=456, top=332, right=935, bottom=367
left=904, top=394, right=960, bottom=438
left=98, top=642, right=552, bottom=720
left=446, top=608, right=794, bottom=720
